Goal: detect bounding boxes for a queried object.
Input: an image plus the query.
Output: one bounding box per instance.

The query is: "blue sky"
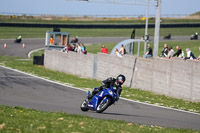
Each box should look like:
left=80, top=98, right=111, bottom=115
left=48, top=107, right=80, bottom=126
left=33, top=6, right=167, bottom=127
left=0, top=0, right=200, bottom=17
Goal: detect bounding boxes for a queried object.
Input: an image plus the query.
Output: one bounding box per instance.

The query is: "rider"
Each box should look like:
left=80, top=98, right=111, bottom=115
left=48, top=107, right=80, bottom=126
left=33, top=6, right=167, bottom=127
left=88, top=74, right=126, bottom=101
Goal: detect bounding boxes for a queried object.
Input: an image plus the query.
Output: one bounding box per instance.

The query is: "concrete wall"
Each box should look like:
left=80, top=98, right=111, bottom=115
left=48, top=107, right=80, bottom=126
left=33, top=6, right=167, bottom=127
left=44, top=50, right=95, bottom=79
left=96, top=53, right=136, bottom=87
left=44, top=49, right=200, bottom=102
left=131, top=57, right=200, bottom=102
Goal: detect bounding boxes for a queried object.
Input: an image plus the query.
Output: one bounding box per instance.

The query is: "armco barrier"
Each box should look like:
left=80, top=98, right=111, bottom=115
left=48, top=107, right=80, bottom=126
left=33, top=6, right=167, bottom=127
left=44, top=50, right=200, bottom=102
left=1, top=22, right=200, bottom=28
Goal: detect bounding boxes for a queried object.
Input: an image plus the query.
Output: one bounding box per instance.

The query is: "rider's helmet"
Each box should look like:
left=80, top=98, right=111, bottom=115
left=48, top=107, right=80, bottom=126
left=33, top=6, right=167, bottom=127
left=116, top=74, right=126, bottom=86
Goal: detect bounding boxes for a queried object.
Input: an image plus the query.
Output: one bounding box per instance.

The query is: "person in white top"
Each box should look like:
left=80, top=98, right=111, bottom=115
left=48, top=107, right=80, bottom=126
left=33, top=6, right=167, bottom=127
left=184, top=48, right=196, bottom=60
left=115, top=48, right=122, bottom=58
left=119, top=44, right=125, bottom=55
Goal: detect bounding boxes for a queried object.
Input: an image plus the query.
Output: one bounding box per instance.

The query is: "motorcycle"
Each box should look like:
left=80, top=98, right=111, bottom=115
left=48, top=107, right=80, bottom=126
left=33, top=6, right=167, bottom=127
left=14, top=38, right=22, bottom=43
left=80, top=86, right=118, bottom=113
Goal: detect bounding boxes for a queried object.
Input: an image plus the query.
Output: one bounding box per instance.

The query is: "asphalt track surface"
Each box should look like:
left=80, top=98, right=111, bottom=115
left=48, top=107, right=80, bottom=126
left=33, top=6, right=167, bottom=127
left=0, top=37, right=200, bottom=130
left=0, top=66, right=200, bottom=130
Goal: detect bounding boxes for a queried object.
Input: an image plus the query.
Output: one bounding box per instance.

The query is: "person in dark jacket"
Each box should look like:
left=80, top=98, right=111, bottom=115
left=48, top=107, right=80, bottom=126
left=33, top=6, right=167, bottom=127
left=173, top=46, right=184, bottom=58
left=88, top=74, right=126, bottom=101
left=160, top=43, right=168, bottom=57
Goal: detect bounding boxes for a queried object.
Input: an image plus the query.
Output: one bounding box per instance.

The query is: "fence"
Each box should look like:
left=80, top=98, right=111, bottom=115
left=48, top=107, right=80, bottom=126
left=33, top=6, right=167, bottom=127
left=44, top=50, right=200, bottom=102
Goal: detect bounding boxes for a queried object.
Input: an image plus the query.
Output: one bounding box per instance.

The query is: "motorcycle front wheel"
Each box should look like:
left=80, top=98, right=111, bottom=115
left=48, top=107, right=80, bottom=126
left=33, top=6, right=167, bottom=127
left=80, top=99, right=89, bottom=112
left=96, top=97, right=112, bottom=113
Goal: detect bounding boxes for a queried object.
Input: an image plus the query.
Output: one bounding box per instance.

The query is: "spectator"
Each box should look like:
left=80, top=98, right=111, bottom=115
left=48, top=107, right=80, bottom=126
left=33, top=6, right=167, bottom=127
left=197, top=47, right=200, bottom=60
left=101, top=45, right=108, bottom=54
left=49, top=36, right=54, bottom=45
left=160, top=43, right=168, bottom=57
left=115, top=48, right=122, bottom=58
left=173, top=46, right=184, bottom=58
left=61, top=44, right=73, bottom=53
left=144, top=44, right=153, bottom=58
left=67, top=44, right=72, bottom=51
left=71, top=44, right=76, bottom=51
left=81, top=44, right=85, bottom=54
left=167, top=46, right=175, bottom=59
left=119, top=44, right=126, bottom=55
left=81, top=44, right=87, bottom=54
left=75, top=43, right=82, bottom=53
left=184, top=48, right=196, bottom=60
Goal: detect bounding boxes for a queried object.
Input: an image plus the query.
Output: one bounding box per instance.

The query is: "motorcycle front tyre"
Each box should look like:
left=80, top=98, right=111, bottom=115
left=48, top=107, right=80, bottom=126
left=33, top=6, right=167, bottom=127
left=80, top=99, right=89, bottom=112
left=96, top=97, right=112, bottom=113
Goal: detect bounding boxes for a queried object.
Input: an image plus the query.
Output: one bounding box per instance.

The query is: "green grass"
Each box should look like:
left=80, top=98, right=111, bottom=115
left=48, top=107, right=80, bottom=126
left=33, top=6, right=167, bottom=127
left=0, top=106, right=198, bottom=133
left=0, top=54, right=200, bottom=114
left=0, top=27, right=200, bottom=39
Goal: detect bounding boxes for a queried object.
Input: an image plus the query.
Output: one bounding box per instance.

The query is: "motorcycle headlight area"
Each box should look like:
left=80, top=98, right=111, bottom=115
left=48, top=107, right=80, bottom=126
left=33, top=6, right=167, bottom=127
left=108, top=89, right=113, bottom=95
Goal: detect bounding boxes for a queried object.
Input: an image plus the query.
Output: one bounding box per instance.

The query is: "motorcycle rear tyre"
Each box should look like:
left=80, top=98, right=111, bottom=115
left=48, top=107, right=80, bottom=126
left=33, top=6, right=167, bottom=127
left=96, top=97, right=112, bottom=113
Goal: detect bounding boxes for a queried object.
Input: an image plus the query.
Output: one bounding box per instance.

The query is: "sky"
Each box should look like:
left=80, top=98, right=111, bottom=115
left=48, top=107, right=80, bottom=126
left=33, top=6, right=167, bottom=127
left=0, top=0, right=200, bottom=17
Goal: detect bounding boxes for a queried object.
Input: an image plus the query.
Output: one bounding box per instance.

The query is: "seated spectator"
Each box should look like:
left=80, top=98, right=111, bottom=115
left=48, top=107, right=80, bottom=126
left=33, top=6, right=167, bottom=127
left=67, top=44, right=72, bottom=51
left=61, top=44, right=72, bottom=53
left=101, top=45, right=108, bottom=54
left=184, top=48, right=196, bottom=60
left=144, top=44, right=153, bottom=58
left=119, top=44, right=126, bottom=55
left=81, top=44, right=87, bottom=54
left=160, top=43, right=168, bottom=57
left=167, top=46, right=174, bottom=59
left=71, top=44, right=76, bottom=52
left=115, top=48, right=122, bottom=58
left=75, top=43, right=82, bottom=53
left=197, top=47, right=200, bottom=60
left=173, top=46, right=184, bottom=58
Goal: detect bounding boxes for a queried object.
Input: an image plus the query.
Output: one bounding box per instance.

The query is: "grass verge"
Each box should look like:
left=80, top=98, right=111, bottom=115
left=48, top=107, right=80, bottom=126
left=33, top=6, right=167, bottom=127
left=0, top=27, right=200, bottom=39
left=0, top=55, right=200, bottom=114
left=0, top=105, right=198, bottom=133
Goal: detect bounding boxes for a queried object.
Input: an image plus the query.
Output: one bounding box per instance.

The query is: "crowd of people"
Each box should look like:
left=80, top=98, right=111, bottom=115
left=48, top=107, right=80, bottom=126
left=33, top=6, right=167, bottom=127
left=61, top=42, right=200, bottom=61
left=159, top=43, right=200, bottom=61
left=61, top=43, right=87, bottom=54
left=144, top=43, right=200, bottom=61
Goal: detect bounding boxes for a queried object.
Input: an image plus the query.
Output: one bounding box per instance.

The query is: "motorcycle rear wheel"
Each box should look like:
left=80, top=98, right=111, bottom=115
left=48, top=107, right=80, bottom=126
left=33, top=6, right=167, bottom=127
left=80, top=100, right=89, bottom=112
left=96, top=97, right=112, bottom=113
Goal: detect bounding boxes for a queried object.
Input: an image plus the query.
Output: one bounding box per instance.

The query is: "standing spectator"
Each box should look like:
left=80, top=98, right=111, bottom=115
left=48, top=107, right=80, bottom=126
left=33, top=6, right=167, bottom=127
left=101, top=45, right=108, bottom=54
left=184, top=48, right=196, bottom=60
left=49, top=36, right=54, bottom=45
left=144, top=44, right=153, bottom=58
left=119, top=44, right=126, bottom=55
left=197, top=47, right=200, bottom=60
left=160, top=43, right=168, bottom=57
left=115, top=48, right=122, bottom=58
left=173, top=46, right=184, bottom=58
left=167, top=46, right=175, bottom=59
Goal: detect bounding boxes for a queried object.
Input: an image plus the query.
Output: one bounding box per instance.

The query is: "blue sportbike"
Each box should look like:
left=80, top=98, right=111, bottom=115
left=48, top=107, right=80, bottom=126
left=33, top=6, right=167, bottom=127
left=80, top=86, right=118, bottom=113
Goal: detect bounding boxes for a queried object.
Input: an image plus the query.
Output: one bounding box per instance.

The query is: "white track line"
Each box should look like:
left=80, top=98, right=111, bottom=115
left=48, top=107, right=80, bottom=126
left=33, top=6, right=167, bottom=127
left=0, top=65, right=200, bottom=116
left=28, top=48, right=45, bottom=58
